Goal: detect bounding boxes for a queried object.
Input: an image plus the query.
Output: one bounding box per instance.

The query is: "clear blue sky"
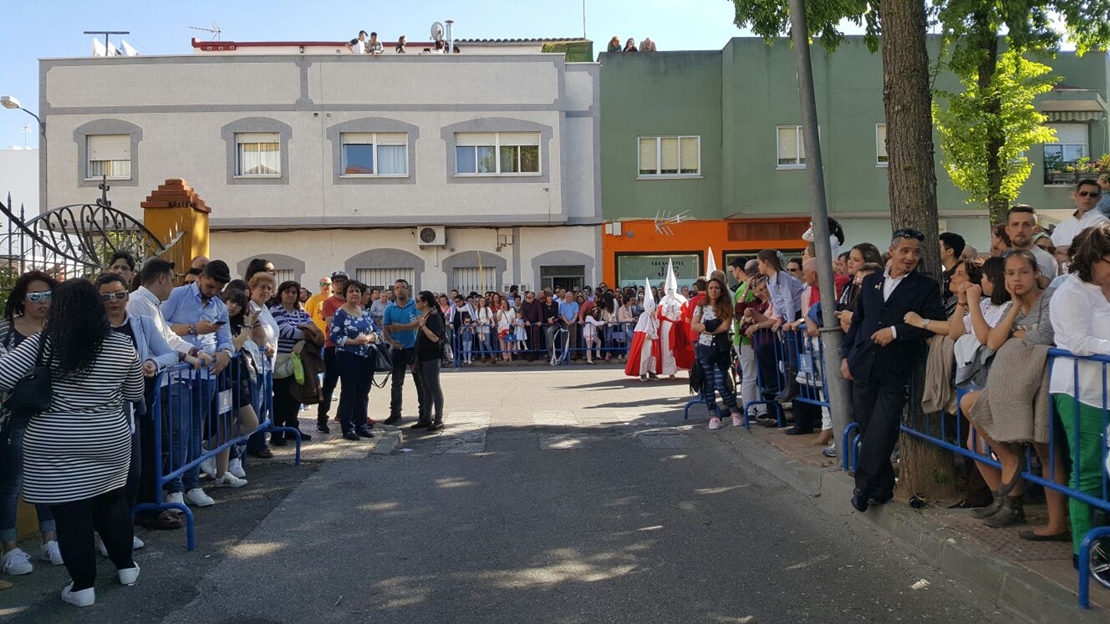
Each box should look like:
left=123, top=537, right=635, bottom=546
left=0, top=0, right=757, bottom=150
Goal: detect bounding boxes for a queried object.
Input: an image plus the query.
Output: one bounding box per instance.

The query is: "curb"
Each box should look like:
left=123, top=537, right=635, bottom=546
left=372, top=429, right=404, bottom=455
left=733, top=431, right=1107, bottom=623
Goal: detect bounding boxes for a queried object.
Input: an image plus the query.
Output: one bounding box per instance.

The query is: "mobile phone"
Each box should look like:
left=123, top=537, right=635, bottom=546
left=214, top=320, right=227, bottom=326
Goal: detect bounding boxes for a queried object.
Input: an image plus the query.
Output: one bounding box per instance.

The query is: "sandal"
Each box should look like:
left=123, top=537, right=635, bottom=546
left=138, top=510, right=184, bottom=531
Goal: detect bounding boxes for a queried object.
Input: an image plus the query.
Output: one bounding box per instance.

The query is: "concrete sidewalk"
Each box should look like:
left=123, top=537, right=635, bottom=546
left=724, top=416, right=1110, bottom=622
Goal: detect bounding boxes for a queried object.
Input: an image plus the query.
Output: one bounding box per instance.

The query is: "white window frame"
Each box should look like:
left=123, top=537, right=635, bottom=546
left=86, top=134, right=132, bottom=181
left=234, top=132, right=282, bottom=178
left=355, top=268, right=415, bottom=291
left=340, top=133, right=409, bottom=178
left=637, top=135, right=702, bottom=179
left=776, top=125, right=810, bottom=169
left=454, top=132, right=541, bottom=177
left=876, top=124, right=888, bottom=167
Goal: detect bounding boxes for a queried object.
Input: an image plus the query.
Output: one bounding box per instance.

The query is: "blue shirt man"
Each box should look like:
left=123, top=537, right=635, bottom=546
left=381, top=279, right=425, bottom=425
left=558, top=292, right=579, bottom=325
left=160, top=268, right=234, bottom=367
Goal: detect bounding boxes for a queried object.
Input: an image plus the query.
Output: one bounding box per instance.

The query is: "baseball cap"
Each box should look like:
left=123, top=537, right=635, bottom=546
left=331, top=271, right=349, bottom=280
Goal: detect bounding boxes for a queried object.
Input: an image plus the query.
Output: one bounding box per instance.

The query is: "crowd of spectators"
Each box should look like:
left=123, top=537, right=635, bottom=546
left=347, top=30, right=459, bottom=55
left=607, top=36, right=657, bottom=53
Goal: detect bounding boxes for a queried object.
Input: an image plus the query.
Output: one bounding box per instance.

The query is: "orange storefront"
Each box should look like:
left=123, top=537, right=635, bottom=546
left=601, top=217, right=811, bottom=288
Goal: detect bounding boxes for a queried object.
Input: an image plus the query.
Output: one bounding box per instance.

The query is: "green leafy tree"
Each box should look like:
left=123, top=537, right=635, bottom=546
left=934, top=51, right=1059, bottom=223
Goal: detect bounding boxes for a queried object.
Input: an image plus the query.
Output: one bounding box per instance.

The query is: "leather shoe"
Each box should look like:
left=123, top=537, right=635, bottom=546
left=784, top=427, right=812, bottom=436
left=355, top=427, right=374, bottom=439
left=851, top=489, right=870, bottom=512
left=248, top=448, right=273, bottom=459
left=411, top=421, right=431, bottom=430
left=382, top=416, right=402, bottom=426
left=868, top=493, right=891, bottom=506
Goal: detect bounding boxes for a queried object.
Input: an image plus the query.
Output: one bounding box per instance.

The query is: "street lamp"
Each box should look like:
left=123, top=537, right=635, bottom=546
left=1, top=96, right=44, bottom=135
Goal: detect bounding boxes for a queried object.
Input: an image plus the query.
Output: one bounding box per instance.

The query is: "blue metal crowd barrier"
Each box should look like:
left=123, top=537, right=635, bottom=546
left=742, top=329, right=787, bottom=428
left=446, top=320, right=635, bottom=367
left=897, top=348, right=1110, bottom=608
left=132, top=353, right=300, bottom=551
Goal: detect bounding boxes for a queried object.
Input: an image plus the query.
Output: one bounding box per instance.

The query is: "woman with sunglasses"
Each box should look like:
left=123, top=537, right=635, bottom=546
left=95, top=273, right=186, bottom=528
left=0, top=271, right=61, bottom=578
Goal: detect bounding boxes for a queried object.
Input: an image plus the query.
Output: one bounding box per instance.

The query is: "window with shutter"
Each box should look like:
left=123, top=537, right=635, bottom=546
left=454, top=132, right=541, bottom=176
left=235, top=133, right=281, bottom=177
left=87, top=135, right=132, bottom=180
left=341, top=132, right=409, bottom=176
left=876, top=124, right=888, bottom=165
left=356, top=268, right=415, bottom=291
left=636, top=135, right=701, bottom=178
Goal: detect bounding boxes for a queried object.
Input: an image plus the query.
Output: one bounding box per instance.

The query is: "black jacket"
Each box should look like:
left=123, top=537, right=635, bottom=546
left=841, top=270, right=945, bottom=383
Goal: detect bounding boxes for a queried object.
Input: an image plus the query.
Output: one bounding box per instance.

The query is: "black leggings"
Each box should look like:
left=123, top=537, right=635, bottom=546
left=50, top=486, right=134, bottom=591
left=418, top=359, right=444, bottom=424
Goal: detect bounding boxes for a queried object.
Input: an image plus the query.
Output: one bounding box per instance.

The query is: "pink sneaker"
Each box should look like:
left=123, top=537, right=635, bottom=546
left=731, top=414, right=744, bottom=428
left=708, top=417, right=722, bottom=430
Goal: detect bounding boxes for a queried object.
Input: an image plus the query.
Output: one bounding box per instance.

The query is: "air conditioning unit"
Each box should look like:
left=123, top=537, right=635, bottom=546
left=418, top=226, right=446, bottom=246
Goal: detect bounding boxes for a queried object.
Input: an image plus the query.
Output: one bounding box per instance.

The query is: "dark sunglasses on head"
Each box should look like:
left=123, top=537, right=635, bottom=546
left=26, top=291, right=51, bottom=303
left=1077, top=191, right=1100, bottom=198
left=892, top=228, right=925, bottom=241
left=100, top=291, right=128, bottom=302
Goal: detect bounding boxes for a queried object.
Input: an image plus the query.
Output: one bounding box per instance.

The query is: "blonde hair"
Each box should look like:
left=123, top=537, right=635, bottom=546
left=248, top=271, right=276, bottom=290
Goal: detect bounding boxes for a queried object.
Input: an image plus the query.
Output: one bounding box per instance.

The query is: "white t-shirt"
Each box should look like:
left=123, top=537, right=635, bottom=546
left=697, top=305, right=718, bottom=346
left=1051, top=208, right=1109, bottom=249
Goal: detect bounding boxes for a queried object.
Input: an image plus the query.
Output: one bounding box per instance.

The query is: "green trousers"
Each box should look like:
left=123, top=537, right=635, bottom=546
left=1053, top=394, right=1109, bottom=554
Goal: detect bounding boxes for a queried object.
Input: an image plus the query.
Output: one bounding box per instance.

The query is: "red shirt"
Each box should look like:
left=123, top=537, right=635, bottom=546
left=321, top=295, right=345, bottom=347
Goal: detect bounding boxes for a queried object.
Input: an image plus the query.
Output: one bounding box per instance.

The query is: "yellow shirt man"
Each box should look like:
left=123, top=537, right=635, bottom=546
left=305, top=277, right=332, bottom=333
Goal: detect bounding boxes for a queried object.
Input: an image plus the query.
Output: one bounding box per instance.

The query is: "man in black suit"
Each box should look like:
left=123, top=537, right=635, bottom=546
left=840, top=228, right=945, bottom=512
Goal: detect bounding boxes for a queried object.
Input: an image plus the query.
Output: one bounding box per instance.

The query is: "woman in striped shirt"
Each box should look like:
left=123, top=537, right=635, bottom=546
left=0, top=279, right=144, bottom=607
left=270, top=280, right=321, bottom=441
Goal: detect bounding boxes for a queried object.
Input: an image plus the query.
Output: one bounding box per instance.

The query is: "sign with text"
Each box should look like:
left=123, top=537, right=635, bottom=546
left=616, top=253, right=700, bottom=288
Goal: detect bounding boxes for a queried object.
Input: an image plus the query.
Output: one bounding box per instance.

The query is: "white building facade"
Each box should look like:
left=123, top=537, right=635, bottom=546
left=41, top=50, right=601, bottom=293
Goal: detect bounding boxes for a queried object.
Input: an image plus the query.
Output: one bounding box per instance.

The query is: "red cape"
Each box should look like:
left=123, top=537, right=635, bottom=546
left=624, top=329, right=661, bottom=377
left=662, top=314, right=694, bottom=370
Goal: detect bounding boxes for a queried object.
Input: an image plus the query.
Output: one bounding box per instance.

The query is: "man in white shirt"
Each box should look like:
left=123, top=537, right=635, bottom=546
left=347, top=30, right=368, bottom=54
left=1051, top=179, right=1110, bottom=267
left=1006, top=204, right=1058, bottom=280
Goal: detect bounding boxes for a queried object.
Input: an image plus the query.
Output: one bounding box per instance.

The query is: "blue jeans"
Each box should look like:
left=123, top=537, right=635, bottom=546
left=0, top=422, right=56, bottom=541
left=164, top=378, right=215, bottom=494
left=697, top=344, right=739, bottom=412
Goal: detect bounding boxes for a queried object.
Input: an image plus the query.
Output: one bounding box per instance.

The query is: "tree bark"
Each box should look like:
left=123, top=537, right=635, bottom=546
left=880, top=0, right=960, bottom=501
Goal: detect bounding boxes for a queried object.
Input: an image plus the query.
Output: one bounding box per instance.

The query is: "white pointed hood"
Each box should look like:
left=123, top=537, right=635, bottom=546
left=665, top=259, right=678, bottom=298
left=706, top=246, right=718, bottom=276
left=643, top=278, right=657, bottom=314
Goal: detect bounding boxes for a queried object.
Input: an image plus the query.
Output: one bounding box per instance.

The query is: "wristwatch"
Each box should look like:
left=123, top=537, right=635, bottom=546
left=922, top=319, right=931, bottom=328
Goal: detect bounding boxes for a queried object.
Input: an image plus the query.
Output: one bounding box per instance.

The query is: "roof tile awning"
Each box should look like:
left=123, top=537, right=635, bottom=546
left=1039, top=88, right=1107, bottom=122
left=1045, top=110, right=1104, bottom=122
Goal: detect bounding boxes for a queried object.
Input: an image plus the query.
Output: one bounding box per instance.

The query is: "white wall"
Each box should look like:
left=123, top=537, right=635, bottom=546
left=0, top=148, right=38, bottom=213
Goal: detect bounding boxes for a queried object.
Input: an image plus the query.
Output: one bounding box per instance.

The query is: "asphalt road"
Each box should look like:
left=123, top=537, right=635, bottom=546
left=3, top=366, right=1006, bottom=623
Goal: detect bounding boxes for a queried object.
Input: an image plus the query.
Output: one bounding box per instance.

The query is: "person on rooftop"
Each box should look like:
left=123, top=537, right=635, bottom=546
left=347, top=30, right=368, bottom=54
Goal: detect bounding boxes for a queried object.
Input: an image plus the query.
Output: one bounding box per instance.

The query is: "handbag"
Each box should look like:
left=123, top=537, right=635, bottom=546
left=274, top=351, right=295, bottom=379
left=4, top=335, right=53, bottom=421
left=372, top=342, right=394, bottom=374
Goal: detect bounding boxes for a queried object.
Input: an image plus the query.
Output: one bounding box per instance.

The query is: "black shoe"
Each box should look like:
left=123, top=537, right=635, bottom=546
left=342, top=431, right=360, bottom=441
left=271, top=437, right=287, bottom=447
left=383, top=415, right=402, bottom=426
left=316, top=423, right=331, bottom=434
left=248, top=448, right=274, bottom=459
left=868, top=493, right=891, bottom=506
left=296, top=430, right=313, bottom=441
left=775, top=379, right=799, bottom=403
left=784, top=427, right=812, bottom=436
left=428, top=423, right=445, bottom=432
left=356, top=427, right=374, bottom=439
left=757, top=417, right=778, bottom=428
left=851, top=489, right=870, bottom=513
left=411, top=421, right=431, bottom=430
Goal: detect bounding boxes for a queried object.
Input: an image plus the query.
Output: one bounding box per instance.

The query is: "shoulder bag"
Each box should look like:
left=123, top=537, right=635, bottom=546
left=4, top=335, right=53, bottom=422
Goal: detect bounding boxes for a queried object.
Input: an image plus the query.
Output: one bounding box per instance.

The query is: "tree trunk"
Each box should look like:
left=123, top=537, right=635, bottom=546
left=976, top=25, right=1007, bottom=225
left=880, top=0, right=960, bottom=501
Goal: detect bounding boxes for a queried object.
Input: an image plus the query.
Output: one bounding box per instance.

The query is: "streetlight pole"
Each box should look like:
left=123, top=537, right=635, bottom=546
left=1, top=95, right=47, bottom=212
left=786, top=0, right=853, bottom=441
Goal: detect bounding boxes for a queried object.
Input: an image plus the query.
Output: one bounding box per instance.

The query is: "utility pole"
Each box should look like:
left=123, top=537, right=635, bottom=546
left=787, top=0, right=853, bottom=440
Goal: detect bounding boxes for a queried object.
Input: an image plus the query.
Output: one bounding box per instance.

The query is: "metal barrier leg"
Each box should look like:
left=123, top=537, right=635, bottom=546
left=841, top=422, right=859, bottom=471
left=852, top=433, right=862, bottom=472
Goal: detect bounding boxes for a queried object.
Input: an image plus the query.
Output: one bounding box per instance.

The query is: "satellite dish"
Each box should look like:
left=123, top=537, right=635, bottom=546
left=430, top=21, right=445, bottom=41
left=92, top=38, right=107, bottom=57
left=107, top=41, right=121, bottom=56
left=120, top=40, right=139, bottom=57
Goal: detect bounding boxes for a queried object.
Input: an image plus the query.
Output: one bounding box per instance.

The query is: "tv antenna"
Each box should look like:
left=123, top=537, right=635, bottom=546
left=653, top=209, right=689, bottom=236
left=189, top=22, right=222, bottom=41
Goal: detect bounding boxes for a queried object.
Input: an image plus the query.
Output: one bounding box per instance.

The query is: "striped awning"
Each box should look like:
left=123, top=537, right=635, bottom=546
left=1045, top=111, right=1105, bottom=122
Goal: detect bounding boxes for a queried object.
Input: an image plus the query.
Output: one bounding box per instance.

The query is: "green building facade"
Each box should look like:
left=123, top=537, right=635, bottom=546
left=599, top=36, right=1110, bottom=252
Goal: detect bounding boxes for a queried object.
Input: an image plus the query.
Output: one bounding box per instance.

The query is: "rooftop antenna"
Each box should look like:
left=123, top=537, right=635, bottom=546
left=84, top=30, right=129, bottom=56
left=21, top=124, right=32, bottom=147
left=189, top=22, right=221, bottom=41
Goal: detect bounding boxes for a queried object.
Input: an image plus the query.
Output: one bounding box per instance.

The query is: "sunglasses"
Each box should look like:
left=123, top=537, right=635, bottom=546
left=1077, top=191, right=1100, bottom=198
left=788, top=267, right=801, bottom=273
left=892, top=228, right=926, bottom=241
left=100, top=291, right=128, bottom=302
left=26, top=291, right=51, bottom=303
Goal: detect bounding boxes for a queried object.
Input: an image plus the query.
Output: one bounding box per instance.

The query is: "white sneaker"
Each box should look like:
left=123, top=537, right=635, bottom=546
left=40, top=540, right=64, bottom=566
left=213, top=473, right=247, bottom=488
left=1, top=547, right=33, bottom=575
left=184, top=488, right=215, bottom=507
left=61, top=582, right=95, bottom=607
left=228, top=457, right=247, bottom=479
left=199, top=456, right=217, bottom=480
left=731, top=414, right=744, bottom=428
left=708, top=417, right=722, bottom=430
left=165, top=491, right=187, bottom=510
left=133, top=536, right=144, bottom=550
left=118, top=562, right=140, bottom=585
